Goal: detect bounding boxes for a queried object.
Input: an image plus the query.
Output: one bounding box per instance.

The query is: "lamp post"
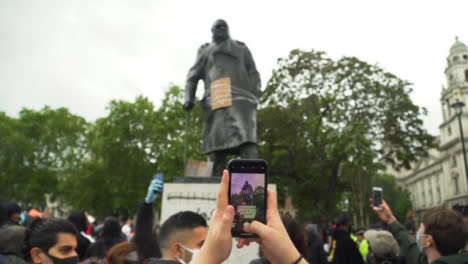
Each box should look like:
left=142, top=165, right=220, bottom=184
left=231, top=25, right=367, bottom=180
left=451, top=99, right=468, bottom=187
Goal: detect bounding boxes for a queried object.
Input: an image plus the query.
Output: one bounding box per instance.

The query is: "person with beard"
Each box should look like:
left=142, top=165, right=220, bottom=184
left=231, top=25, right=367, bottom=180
left=147, top=211, right=207, bottom=264
left=183, top=19, right=262, bottom=177
left=25, top=218, right=79, bottom=264
left=328, top=215, right=365, bottom=264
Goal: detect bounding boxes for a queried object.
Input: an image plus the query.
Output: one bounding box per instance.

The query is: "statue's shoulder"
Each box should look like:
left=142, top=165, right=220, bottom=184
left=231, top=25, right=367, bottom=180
left=198, top=42, right=211, bottom=51
left=234, top=40, right=246, bottom=47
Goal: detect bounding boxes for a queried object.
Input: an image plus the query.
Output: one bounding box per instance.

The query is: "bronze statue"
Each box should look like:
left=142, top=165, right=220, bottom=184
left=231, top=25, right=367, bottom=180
left=183, top=19, right=261, bottom=176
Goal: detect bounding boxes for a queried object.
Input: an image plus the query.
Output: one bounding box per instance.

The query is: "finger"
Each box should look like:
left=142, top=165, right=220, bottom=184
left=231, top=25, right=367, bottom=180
left=266, top=189, right=280, bottom=222
left=220, top=206, right=234, bottom=231
left=237, top=239, right=246, bottom=248
left=237, top=238, right=258, bottom=248
left=216, top=170, right=229, bottom=216
left=240, top=238, right=260, bottom=245
left=245, top=221, right=270, bottom=238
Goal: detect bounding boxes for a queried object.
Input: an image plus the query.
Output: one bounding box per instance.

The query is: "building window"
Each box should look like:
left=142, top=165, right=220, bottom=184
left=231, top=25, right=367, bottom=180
left=421, top=191, right=426, bottom=207
left=429, top=190, right=433, bottom=205
left=453, top=173, right=460, bottom=195
left=448, top=126, right=452, bottom=136
left=454, top=56, right=459, bottom=62
left=437, top=187, right=441, bottom=204
left=452, top=155, right=458, bottom=167
left=465, top=70, right=468, bottom=82
left=464, top=55, right=468, bottom=60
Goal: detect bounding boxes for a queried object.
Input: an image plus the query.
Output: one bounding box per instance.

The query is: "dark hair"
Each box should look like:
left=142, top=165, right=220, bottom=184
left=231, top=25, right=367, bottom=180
left=423, top=206, right=467, bottom=256
left=335, top=214, right=351, bottom=227
left=102, top=216, right=121, bottom=239
left=68, top=211, right=87, bottom=232
left=86, top=240, right=108, bottom=259
left=6, top=202, right=22, bottom=216
left=158, top=211, right=207, bottom=250
left=99, top=216, right=125, bottom=250
left=282, top=216, right=308, bottom=260
left=24, top=218, right=78, bottom=260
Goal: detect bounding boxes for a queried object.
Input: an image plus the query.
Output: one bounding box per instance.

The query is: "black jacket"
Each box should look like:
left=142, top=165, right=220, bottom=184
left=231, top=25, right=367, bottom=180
left=134, top=202, right=161, bottom=260
left=330, top=229, right=365, bottom=264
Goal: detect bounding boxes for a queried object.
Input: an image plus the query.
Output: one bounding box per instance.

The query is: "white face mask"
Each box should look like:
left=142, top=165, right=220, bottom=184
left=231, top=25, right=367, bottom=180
left=175, top=243, right=200, bottom=264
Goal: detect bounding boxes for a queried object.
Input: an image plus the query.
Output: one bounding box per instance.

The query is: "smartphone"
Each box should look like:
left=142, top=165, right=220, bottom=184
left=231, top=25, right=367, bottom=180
left=153, top=173, right=164, bottom=193
left=372, top=187, right=383, bottom=211
left=228, top=159, right=268, bottom=238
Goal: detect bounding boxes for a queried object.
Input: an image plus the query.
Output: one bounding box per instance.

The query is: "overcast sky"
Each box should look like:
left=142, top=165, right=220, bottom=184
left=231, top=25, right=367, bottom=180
left=1, top=0, right=467, bottom=136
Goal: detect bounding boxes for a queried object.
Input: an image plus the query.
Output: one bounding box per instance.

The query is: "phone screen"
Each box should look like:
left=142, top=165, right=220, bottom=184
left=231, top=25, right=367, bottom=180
left=373, top=189, right=383, bottom=208
left=228, top=160, right=267, bottom=237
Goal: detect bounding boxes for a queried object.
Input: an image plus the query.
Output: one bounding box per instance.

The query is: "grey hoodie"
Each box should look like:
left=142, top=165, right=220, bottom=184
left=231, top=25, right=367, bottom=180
left=0, top=225, right=28, bottom=264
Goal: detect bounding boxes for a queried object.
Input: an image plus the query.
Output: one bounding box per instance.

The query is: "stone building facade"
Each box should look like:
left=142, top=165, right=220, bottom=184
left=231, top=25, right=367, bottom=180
left=389, top=38, right=468, bottom=212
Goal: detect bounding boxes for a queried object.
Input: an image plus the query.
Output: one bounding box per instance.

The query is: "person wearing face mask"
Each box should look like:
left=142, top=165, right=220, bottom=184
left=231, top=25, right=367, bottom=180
left=147, top=211, right=207, bottom=264
left=370, top=199, right=468, bottom=264
left=25, top=218, right=79, bottom=264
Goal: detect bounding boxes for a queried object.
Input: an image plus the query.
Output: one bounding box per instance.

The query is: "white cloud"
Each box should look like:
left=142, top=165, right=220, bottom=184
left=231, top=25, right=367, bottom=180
left=0, top=0, right=467, bottom=135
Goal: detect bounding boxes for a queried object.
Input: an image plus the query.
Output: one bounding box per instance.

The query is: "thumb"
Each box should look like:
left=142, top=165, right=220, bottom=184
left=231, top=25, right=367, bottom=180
left=245, top=220, right=269, bottom=238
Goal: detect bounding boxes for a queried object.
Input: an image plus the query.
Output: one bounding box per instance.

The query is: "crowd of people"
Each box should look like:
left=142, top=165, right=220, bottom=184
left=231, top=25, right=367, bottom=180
left=1, top=170, right=467, bottom=264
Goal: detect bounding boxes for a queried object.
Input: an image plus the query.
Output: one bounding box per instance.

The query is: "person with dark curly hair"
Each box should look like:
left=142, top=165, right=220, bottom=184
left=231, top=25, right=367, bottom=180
left=24, top=218, right=79, bottom=264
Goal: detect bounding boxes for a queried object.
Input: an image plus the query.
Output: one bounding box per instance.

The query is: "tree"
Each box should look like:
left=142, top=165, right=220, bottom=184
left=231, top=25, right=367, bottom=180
left=60, top=86, right=204, bottom=216
left=0, top=107, right=88, bottom=206
left=259, top=49, right=434, bottom=220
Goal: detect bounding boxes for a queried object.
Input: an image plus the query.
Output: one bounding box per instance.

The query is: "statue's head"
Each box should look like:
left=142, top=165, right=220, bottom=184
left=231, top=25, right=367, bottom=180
left=211, top=19, right=229, bottom=43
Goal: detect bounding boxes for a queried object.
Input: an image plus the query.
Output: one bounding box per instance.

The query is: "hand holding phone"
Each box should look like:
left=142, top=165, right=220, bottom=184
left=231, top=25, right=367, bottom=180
left=228, top=159, right=268, bottom=238
left=145, top=173, right=164, bottom=204
left=372, top=187, right=383, bottom=211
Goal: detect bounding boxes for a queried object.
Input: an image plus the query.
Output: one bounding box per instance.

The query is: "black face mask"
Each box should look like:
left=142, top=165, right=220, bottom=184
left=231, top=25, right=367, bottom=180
left=46, top=253, right=79, bottom=264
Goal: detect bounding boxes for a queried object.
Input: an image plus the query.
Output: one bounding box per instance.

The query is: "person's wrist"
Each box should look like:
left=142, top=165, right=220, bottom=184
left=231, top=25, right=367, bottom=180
left=292, top=254, right=304, bottom=264
left=387, top=215, right=397, bottom=224
left=280, top=246, right=302, bottom=264
left=144, top=193, right=156, bottom=204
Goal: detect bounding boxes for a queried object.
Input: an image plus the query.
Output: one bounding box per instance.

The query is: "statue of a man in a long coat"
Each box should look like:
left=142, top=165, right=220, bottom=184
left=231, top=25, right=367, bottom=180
left=183, top=19, right=261, bottom=176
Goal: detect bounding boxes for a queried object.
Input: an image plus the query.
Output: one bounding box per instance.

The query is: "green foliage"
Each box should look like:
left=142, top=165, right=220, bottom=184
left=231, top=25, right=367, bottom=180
left=60, top=86, right=204, bottom=216
left=1, top=85, right=204, bottom=217
left=259, top=49, right=434, bottom=220
left=1, top=51, right=429, bottom=222
left=0, top=107, right=88, bottom=206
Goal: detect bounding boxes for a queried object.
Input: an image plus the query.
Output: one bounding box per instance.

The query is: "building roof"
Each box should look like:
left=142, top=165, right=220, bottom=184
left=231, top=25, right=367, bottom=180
left=450, top=37, right=467, bottom=54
